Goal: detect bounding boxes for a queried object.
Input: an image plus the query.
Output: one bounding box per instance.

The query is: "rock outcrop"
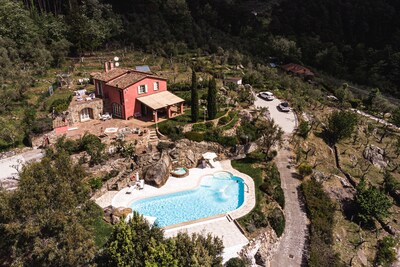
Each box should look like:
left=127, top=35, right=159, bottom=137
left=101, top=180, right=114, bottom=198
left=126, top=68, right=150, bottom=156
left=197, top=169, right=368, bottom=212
left=240, top=227, right=280, bottom=266
left=363, top=144, right=387, bottom=169
left=103, top=206, right=133, bottom=224
left=144, top=151, right=172, bottom=187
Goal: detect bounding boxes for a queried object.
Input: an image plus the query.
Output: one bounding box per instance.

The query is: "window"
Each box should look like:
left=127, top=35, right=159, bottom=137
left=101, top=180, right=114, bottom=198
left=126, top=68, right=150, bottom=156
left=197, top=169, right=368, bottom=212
left=138, top=85, right=146, bottom=94
left=154, top=82, right=159, bottom=91
left=112, top=103, right=122, bottom=118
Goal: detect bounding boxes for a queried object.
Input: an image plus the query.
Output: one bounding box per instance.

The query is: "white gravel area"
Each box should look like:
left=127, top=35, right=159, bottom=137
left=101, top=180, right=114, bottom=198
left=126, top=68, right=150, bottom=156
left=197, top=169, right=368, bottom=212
left=254, top=94, right=297, bottom=133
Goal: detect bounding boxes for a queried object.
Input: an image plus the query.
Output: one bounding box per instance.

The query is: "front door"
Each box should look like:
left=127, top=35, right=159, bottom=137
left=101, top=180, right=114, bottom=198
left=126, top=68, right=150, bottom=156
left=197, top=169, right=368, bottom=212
left=141, top=103, right=148, bottom=116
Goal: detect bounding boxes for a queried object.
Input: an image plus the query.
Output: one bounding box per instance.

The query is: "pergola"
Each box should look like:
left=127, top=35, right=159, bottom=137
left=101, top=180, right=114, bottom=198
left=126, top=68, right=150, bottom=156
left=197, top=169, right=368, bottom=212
left=137, top=91, right=184, bottom=122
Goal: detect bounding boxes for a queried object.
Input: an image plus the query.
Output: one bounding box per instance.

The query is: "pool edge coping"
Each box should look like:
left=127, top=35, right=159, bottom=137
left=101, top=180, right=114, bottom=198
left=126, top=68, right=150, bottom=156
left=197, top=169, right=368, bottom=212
left=110, top=160, right=256, bottom=230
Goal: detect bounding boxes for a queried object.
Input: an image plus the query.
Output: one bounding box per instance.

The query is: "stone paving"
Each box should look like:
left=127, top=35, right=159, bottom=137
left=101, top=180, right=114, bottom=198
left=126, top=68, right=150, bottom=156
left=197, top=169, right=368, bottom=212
left=270, top=140, right=309, bottom=267
left=164, top=217, right=249, bottom=262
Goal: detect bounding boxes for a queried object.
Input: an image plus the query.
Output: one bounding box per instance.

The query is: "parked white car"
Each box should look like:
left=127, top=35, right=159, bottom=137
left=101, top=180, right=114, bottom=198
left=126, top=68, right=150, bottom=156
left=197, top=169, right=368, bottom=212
left=259, top=91, right=274, bottom=101
left=278, top=102, right=290, bottom=112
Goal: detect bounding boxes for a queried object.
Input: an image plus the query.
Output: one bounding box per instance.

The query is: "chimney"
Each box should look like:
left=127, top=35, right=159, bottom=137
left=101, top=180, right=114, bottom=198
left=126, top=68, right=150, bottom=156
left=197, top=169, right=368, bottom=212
left=104, top=62, right=109, bottom=73
left=110, top=61, right=114, bottom=71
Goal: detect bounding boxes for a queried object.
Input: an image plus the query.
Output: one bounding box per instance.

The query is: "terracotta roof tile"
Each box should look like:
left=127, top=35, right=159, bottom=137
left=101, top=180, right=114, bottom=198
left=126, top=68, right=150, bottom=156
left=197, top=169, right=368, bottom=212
left=92, top=68, right=128, bottom=82
left=106, top=71, right=165, bottom=89
left=281, top=63, right=314, bottom=76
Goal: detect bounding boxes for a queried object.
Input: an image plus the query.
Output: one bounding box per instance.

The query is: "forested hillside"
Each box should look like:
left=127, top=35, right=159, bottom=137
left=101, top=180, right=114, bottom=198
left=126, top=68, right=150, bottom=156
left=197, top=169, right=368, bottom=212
left=1, top=0, right=399, bottom=107
left=9, top=0, right=399, bottom=97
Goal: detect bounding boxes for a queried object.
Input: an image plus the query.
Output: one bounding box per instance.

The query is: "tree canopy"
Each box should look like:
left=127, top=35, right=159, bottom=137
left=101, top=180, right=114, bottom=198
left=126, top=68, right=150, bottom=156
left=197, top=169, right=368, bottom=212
left=99, top=212, right=224, bottom=267
left=323, top=111, right=358, bottom=146
left=0, top=150, right=99, bottom=266
left=355, top=178, right=392, bottom=225
left=207, top=78, right=218, bottom=120
left=191, top=70, right=199, bottom=122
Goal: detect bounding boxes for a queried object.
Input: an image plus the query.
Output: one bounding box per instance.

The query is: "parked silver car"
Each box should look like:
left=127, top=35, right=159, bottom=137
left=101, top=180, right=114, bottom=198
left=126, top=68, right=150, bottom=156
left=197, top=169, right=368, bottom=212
left=259, top=91, right=274, bottom=101
left=278, top=102, right=290, bottom=112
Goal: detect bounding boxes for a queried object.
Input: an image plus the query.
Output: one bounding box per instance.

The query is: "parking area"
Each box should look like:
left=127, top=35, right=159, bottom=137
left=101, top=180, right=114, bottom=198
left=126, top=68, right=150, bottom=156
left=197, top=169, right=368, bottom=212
left=254, top=94, right=297, bottom=134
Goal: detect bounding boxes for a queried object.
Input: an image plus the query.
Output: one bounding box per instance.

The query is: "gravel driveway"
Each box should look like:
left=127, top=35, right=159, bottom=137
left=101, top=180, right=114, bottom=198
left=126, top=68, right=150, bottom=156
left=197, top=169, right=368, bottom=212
left=254, top=96, right=296, bottom=134
left=254, top=95, right=308, bottom=267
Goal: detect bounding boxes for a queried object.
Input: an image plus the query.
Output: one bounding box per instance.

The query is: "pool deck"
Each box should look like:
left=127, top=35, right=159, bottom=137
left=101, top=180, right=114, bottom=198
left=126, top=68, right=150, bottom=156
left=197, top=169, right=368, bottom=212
left=95, top=159, right=256, bottom=262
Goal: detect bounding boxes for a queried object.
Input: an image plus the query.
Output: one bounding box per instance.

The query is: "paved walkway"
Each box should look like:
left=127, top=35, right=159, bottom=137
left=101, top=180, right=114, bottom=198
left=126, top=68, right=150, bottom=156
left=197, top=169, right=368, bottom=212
left=270, top=138, right=309, bottom=267
left=254, top=94, right=308, bottom=266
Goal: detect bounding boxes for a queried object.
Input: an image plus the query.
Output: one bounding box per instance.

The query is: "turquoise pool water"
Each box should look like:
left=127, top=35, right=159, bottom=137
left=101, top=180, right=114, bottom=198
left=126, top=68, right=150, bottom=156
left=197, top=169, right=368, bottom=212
left=130, top=171, right=244, bottom=227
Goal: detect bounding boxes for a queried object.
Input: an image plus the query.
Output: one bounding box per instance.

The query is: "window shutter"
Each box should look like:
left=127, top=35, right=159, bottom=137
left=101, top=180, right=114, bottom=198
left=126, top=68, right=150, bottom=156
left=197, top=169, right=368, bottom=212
left=145, top=85, right=148, bottom=93
left=138, top=86, right=140, bottom=94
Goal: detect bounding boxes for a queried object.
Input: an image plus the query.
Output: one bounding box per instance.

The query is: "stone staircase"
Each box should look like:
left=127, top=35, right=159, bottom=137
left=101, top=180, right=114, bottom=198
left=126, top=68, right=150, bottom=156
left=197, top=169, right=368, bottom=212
left=148, top=129, right=159, bottom=143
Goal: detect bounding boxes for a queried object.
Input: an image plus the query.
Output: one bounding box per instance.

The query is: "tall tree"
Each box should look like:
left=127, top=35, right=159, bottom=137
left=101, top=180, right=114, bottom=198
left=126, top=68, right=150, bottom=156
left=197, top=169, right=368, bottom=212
left=323, top=111, right=358, bottom=146
left=0, top=150, right=98, bottom=266
left=191, top=70, right=199, bottom=122
left=207, top=78, right=218, bottom=120
left=355, top=178, right=392, bottom=225
left=255, top=118, right=284, bottom=155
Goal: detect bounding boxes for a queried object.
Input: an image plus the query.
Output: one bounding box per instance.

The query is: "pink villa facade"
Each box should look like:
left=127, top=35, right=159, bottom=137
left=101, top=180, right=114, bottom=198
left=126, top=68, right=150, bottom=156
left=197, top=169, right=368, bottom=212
left=93, top=62, right=184, bottom=122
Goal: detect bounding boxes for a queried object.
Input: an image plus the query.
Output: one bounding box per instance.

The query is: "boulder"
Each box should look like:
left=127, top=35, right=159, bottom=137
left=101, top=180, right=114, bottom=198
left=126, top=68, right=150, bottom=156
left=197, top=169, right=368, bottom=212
left=312, top=171, right=330, bottom=183
left=244, top=142, right=258, bottom=154
left=144, top=151, right=172, bottom=187
left=240, top=227, right=280, bottom=265
left=113, top=207, right=133, bottom=218
left=363, top=144, right=387, bottom=169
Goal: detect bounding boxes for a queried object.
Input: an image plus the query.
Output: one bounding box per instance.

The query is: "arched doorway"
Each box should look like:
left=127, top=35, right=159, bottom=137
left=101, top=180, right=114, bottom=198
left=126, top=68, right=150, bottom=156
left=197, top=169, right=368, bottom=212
left=80, top=107, right=93, bottom=121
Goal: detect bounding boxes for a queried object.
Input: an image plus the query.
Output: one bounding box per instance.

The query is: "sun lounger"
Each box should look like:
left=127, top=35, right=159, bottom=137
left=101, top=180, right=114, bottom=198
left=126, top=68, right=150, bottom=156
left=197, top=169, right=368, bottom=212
left=138, top=179, right=145, bottom=190
left=126, top=183, right=137, bottom=194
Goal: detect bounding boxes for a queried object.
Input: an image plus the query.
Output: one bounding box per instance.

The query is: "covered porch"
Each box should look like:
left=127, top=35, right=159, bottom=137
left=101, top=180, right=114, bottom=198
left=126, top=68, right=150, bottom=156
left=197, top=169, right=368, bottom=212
left=137, top=91, right=184, bottom=122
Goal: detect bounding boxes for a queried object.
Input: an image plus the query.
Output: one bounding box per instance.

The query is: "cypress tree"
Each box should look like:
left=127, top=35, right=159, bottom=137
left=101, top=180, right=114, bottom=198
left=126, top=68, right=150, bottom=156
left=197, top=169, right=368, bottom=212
left=207, top=78, right=218, bottom=120
left=191, top=70, right=199, bottom=122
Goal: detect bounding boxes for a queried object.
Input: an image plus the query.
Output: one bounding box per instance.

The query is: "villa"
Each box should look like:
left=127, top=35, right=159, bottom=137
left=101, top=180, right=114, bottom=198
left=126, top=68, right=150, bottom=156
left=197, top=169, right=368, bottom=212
left=92, top=62, right=185, bottom=122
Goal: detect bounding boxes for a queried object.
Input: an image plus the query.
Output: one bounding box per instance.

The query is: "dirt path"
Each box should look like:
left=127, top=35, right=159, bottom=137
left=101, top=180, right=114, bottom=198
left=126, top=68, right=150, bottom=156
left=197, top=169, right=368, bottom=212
left=270, top=137, right=309, bottom=267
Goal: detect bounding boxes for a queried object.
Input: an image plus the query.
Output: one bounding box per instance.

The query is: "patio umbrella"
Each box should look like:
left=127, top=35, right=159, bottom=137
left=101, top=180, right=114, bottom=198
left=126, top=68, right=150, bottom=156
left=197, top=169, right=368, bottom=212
left=202, top=152, right=217, bottom=161
left=136, top=171, right=140, bottom=181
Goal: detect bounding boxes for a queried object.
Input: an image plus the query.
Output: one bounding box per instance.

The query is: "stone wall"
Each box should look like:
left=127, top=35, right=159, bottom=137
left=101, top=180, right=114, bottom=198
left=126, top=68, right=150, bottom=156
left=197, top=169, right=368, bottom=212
left=68, top=98, right=103, bottom=123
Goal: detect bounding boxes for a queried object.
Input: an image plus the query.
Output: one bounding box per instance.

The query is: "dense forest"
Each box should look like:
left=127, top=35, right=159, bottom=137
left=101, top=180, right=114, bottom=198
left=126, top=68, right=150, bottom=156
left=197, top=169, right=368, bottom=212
left=2, top=0, right=400, bottom=97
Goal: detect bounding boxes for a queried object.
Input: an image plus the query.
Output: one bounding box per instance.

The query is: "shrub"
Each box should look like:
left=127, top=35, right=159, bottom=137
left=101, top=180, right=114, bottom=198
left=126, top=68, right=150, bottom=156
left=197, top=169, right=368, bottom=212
left=225, top=257, right=246, bottom=267
left=184, top=131, right=204, bottom=142
left=89, top=177, right=102, bottom=190
left=302, top=180, right=344, bottom=267
left=349, top=98, right=362, bottom=109
left=32, top=117, right=53, bottom=134
left=268, top=207, right=285, bottom=237
left=192, top=123, right=207, bottom=132
left=218, top=116, right=230, bottom=126
left=49, top=94, right=73, bottom=113
left=168, top=82, right=191, bottom=91
left=297, top=121, right=310, bottom=139
left=273, top=187, right=285, bottom=208
left=205, top=121, right=214, bottom=129
left=375, top=236, right=397, bottom=267
left=218, top=136, right=237, bottom=147
left=298, top=162, right=313, bottom=178
left=158, top=123, right=184, bottom=141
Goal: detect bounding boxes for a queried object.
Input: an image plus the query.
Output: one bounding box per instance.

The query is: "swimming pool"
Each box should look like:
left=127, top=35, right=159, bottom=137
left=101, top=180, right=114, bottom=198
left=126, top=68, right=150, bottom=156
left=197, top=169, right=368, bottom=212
left=130, top=171, right=245, bottom=227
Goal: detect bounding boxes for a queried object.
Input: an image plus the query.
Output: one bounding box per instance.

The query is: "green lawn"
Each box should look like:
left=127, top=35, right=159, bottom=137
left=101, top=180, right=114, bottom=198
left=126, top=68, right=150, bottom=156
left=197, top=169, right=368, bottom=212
left=231, top=158, right=264, bottom=226
left=92, top=217, right=113, bottom=248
